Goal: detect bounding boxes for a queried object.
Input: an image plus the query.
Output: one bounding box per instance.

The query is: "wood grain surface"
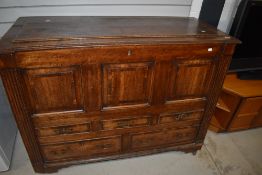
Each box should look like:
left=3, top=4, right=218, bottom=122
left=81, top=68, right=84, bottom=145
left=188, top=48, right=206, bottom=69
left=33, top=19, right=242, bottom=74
left=0, top=16, right=239, bottom=173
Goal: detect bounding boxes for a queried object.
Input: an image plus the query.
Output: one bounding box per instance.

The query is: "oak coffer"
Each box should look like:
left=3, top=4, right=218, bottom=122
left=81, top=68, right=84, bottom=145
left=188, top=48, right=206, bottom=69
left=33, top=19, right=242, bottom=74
left=0, top=17, right=240, bottom=173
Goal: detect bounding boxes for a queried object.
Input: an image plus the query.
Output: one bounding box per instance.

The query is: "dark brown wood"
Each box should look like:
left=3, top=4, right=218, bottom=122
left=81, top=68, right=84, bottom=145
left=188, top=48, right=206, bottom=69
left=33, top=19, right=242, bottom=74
left=42, top=136, right=122, bottom=162
left=36, top=122, right=91, bottom=137
left=166, top=58, right=215, bottom=101
left=101, top=115, right=152, bottom=130
left=159, top=111, right=203, bottom=124
left=23, top=66, right=83, bottom=114
left=209, top=73, right=262, bottom=132
left=0, top=17, right=239, bottom=55
left=43, top=142, right=203, bottom=172
left=102, top=62, right=154, bottom=109
left=0, top=16, right=239, bottom=173
left=130, top=127, right=197, bottom=150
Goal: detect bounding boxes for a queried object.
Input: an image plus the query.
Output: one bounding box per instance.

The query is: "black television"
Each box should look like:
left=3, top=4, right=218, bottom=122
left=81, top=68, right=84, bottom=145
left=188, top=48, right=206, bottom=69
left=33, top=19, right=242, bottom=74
left=229, top=0, right=262, bottom=79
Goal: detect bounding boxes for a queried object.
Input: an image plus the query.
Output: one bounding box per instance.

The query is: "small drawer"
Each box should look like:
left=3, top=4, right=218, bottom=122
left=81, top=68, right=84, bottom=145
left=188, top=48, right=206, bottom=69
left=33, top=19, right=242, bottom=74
left=131, top=127, right=197, bottom=150
left=41, top=136, right=121, bottom=161
left=102, top=116, right=152, bottom=130
left=36, top=122, right=91, bottom=137
left=159, top=111, right=203, bottom=124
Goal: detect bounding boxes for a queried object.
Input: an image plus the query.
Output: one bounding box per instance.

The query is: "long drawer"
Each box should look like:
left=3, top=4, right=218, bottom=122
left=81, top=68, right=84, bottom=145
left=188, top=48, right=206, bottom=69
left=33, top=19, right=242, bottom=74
left=41, top=136, right=121, bottom=162
left=131, top=127, right=197, bottom=150
left=34, top=109, right=203, bottom=145
left=40, top=126, right=198, bottom=162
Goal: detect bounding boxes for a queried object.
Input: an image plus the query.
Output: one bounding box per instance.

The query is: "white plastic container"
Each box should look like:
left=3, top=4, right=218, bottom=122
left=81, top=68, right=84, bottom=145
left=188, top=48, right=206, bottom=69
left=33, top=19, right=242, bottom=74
left=0, top=78, right=17, bottom=172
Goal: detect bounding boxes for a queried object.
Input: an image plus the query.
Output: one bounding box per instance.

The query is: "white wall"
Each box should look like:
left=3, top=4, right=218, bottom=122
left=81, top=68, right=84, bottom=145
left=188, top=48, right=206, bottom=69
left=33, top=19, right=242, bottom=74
left=190, top=0, right=203, bottom=18
left=0, top=0, right=194, bottom=37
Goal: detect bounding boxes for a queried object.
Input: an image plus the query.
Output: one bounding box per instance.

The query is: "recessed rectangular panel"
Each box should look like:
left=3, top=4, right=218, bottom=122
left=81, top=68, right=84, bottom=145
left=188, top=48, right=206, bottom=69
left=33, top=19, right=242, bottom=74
left=24, top=66, right=83, bottom=114
left=102, top=62, right=153, bottom=109
left=167, top=59, right=215, bottom=101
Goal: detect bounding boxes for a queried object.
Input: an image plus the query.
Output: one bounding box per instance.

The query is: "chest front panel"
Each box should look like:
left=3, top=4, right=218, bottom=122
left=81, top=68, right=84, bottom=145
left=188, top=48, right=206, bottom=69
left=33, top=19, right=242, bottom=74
left=23, top=66, right=83, bottom=114
left=20, top=45, right=219, bottom=116
left=102, top=62, right=154, bottom=109
left=0, top=16, right=239, bottom=173
left=15, top=44, right=221, bottom=168
left=166, top=58, right=216, bottom=101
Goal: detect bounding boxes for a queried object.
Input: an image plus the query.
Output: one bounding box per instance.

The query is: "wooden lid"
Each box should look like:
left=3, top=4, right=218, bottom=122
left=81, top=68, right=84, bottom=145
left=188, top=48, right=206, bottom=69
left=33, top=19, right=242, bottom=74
left=223, top=73, right=262, bottom=97
left=0, top=16, right=240, bottom=53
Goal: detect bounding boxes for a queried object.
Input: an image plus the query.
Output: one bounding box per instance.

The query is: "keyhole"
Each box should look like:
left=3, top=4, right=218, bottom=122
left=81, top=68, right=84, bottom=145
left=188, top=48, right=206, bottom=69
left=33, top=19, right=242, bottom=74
left=128, top=50, right=132, bottom=56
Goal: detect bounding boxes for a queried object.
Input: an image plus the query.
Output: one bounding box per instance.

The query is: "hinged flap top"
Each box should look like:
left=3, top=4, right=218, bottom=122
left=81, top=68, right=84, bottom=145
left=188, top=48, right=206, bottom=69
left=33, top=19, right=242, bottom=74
left=0, top=16, right=240, bottom=53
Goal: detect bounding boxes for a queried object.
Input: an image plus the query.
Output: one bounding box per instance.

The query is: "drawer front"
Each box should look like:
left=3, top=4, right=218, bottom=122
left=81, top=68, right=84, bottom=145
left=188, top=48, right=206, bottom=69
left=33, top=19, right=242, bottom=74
left=41, top=136, right=121, bottom=161
left=36, top=122, right=91, bottom=137
left=131, top=127, right=197, bottom=150
left=238, top=97, right=262, bottom=115
left=251, top=111, right=262, bottom=128
left=159, top=111, right=203, bottom=124
left=102, top=116, right=152, bottom=130
left=230, top=113, right=259, bottom=131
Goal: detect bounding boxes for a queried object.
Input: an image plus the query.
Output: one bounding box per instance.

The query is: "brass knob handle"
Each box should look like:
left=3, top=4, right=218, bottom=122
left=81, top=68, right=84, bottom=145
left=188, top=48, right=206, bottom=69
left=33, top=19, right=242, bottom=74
left=97, top=143, right=112, bottom=150
left=176, top=113, right=187, bottom=121
left=117, top=120, right=130, bottom=128
left=128, top=50, right=132, bottom=56
left=55, top=126, right=73, bottom=135
left=176, top=133, right=183, bottom=139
